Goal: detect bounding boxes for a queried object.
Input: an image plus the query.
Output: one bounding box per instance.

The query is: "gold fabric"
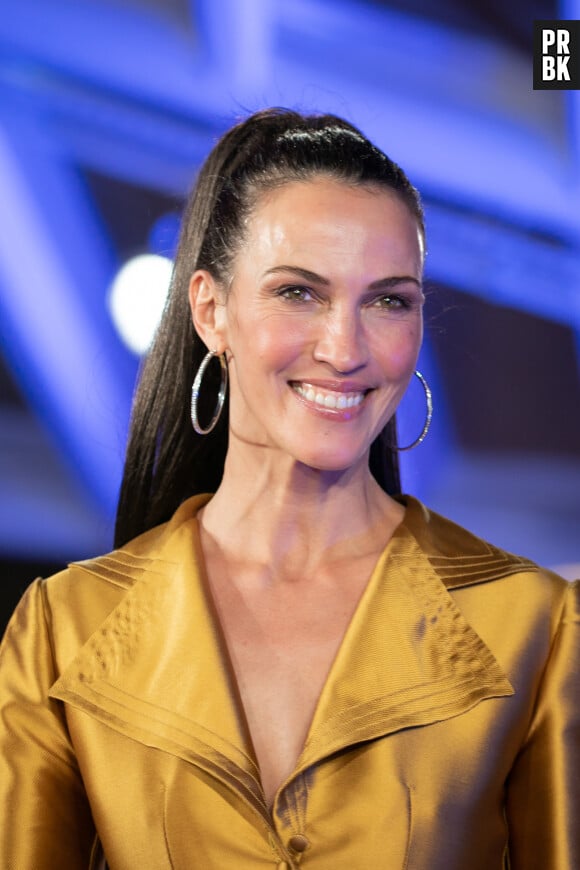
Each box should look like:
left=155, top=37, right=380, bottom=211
left=1, top=494, right=578, bottom=869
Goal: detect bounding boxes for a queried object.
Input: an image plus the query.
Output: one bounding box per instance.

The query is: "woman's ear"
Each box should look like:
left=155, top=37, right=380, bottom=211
left=188, top=270, right=228, bottom=353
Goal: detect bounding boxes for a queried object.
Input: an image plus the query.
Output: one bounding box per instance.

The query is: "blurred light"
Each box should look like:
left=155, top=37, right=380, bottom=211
left=108, top=253, right=172, bottom=355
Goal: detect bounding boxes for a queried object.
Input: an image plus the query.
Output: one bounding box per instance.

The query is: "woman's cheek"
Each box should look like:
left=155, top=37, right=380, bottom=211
left=371, top=327, right=421, bottom=378
left=255, top=321, right=311, bottom=365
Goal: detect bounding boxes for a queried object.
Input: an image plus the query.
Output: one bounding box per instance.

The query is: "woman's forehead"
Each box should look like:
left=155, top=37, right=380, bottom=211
left=240, top=178, right=424, bottom=273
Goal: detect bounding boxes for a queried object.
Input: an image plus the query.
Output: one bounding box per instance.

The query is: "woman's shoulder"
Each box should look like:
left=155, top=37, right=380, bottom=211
left=399, top=496, right=578, bottom=667
left=45, top=492, right=210, bottom=595
left=7, top=494, right=211, bottom=663
left=400, top=493, right=577, bottom=601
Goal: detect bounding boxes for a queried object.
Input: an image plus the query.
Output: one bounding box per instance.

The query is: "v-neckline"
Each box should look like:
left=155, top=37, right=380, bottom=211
left=50, top=493, right=513, bottom=821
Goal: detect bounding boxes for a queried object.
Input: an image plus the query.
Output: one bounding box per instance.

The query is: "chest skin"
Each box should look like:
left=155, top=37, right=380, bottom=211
left=204, top=549, right=383, bottom=807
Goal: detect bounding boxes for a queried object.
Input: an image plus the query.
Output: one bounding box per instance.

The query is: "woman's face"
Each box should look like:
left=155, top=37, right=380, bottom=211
left=221, top=177, right=425, bottom=473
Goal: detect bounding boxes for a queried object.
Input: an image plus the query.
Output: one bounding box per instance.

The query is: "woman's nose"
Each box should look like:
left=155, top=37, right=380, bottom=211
left=312, top=312, right=369, bottom=373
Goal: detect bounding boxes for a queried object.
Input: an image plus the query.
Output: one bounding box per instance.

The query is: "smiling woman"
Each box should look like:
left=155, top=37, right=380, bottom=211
left=1, top=109, right=578, bottom=869
left=189, top=178, right=424, bottom=476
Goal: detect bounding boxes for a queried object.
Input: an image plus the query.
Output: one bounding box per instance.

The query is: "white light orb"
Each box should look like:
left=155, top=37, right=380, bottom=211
left=108, top=254, right=173, bottom=355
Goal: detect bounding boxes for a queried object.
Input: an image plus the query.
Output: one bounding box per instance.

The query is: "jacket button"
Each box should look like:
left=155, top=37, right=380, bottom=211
left=288, top=834, right=309, bottom=853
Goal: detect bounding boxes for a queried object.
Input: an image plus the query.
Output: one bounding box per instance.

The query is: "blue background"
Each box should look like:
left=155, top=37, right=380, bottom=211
left=0, top=0, right=579, bottom=628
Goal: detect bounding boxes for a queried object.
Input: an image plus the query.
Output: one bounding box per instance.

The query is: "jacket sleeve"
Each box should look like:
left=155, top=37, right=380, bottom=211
left=0, top=578, right=96, bottom=867
left=505, top=578, right=580, bottom=869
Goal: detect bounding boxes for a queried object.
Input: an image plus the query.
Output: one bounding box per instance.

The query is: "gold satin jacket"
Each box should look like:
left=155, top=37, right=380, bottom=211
left=1, top=494, right=579, bottom=869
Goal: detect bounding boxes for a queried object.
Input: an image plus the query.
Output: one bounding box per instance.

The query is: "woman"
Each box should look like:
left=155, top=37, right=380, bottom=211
left=1, top=109, right=578, bottom=869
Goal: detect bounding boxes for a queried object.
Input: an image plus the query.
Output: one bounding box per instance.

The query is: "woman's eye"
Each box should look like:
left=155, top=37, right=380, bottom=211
left=278, top=285, right=313, bottom=302
left=373, top=294, right=410, bottom=310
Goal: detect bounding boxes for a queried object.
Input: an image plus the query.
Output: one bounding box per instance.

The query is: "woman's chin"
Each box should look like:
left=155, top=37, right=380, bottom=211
left=292, top=447, right=367, bottom=477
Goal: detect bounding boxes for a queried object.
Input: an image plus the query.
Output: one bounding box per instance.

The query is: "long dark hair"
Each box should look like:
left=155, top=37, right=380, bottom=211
left=114, top=108, right=424, bottom=547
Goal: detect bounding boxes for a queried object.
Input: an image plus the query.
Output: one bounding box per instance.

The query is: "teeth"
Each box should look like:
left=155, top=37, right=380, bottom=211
left=293, top=383, right=365, bottom=409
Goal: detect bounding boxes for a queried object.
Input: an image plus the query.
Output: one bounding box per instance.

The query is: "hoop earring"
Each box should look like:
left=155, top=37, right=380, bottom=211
left=391, top=370, right=432, bottom=452
left=190, top=350, right=228, bottom=435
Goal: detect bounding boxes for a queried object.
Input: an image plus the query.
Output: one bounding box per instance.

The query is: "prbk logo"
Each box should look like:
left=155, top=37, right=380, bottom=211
left=534, top=20, right=579, bottom=89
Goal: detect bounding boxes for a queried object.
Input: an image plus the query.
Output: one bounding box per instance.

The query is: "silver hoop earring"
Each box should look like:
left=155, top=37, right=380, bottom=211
left=391, top=370, right=433, bottom=452
left=190, top=350, right=228, bottom=435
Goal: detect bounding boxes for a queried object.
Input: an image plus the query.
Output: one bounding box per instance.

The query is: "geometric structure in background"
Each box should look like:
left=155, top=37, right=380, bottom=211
left=0, top=0, right=578, bottom=569
left=84, top=171, right=183, bottom=260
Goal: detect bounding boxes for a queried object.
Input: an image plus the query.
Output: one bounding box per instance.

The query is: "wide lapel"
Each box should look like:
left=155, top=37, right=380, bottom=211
left=49, top=495, right=268, bottom=820
left=401, top=496, right=537, bottom=590
left=296, top=497, right=514, bottom=773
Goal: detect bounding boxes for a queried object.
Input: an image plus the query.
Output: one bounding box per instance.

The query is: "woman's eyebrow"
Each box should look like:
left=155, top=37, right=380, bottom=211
left=367, top=275, right=423, bottom=291
left=263, top=265, right=422, bottom=291
left=263, top=265, right=330, bottom=285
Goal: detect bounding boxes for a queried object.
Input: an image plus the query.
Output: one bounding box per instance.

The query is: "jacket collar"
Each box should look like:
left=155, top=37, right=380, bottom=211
left=50, top=494, right=514, bottom=814
left=298, top=500, right=516, bottom=772
left=399, top=495, right=536, bottom=591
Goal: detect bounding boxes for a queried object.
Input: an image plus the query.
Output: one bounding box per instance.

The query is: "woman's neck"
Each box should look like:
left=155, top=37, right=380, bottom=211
left=198, top=440, right=404, bottom=581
